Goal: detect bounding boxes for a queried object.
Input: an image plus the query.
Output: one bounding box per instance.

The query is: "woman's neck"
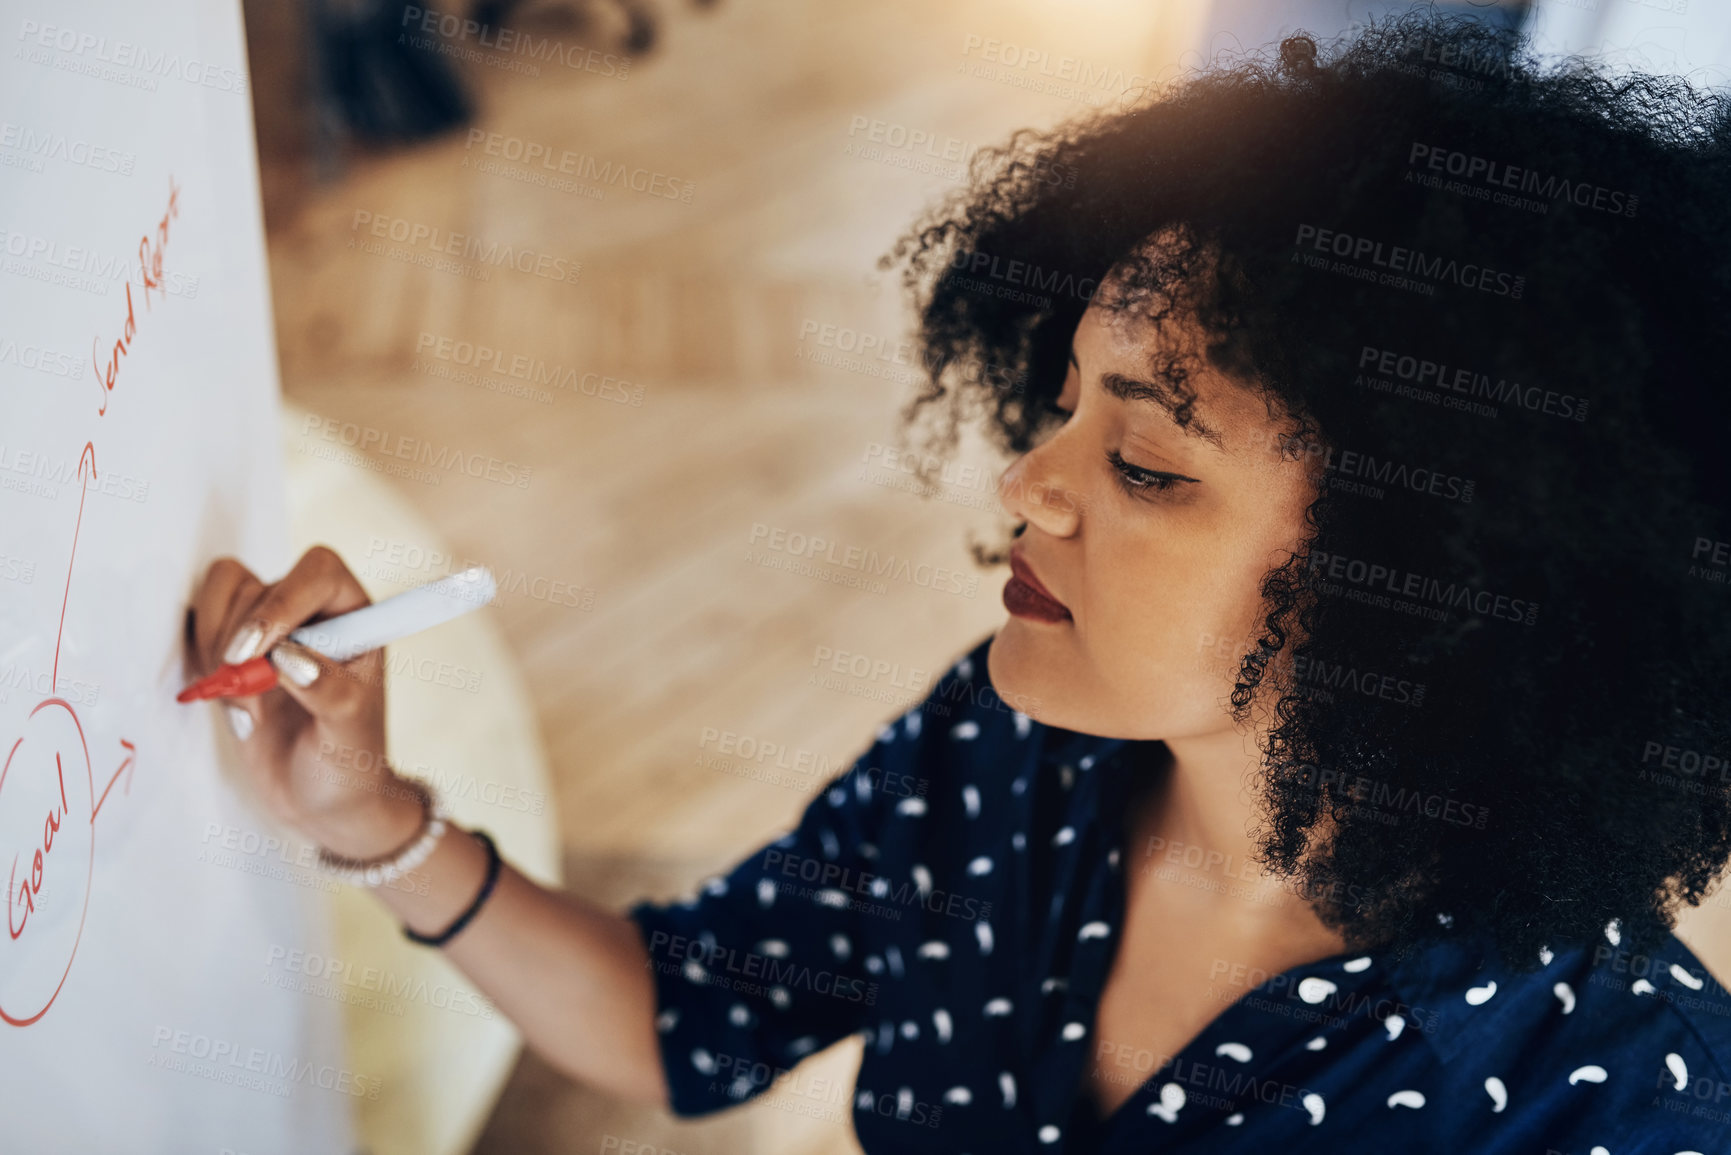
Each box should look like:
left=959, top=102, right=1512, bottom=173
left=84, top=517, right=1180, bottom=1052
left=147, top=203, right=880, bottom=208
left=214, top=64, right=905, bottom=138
left=1127, top=731, right=1346, bottom=946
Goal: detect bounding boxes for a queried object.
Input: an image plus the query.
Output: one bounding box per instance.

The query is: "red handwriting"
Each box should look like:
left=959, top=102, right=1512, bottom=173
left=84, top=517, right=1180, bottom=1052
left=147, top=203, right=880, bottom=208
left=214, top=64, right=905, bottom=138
left=90, top=177, right=179, bottom=416
left=7, top=754, right=69, bottom=941
left=1, top=181, right=173, bottom=1025
left=90, top=739, right=135, bottom=823
left=0, top=698, right=96, bottom=1027
left=52, top=444, right=95, bottom=690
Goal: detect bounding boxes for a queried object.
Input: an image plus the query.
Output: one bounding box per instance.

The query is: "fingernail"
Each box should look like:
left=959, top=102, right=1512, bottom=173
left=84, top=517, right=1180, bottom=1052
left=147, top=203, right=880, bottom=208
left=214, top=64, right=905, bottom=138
left=269, top=644, right=320, bottom=688
left=226, top=705, right=254, bottom=741
left=224, top=622, right=265, bottom=665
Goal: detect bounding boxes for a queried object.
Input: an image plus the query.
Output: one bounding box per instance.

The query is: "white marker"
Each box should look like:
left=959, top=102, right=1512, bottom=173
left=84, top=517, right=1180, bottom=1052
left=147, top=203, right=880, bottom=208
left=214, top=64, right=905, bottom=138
left=178, top=567, right=496, bottom=701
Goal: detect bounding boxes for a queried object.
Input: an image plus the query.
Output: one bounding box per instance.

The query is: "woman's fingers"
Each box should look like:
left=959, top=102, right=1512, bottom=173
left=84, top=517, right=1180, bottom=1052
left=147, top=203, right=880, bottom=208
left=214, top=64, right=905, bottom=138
left=224, top=701, right=259, bottom=743
left=187, top=557, right=263, bottom=678
left=267, top=641, right=388, bottom=819
left=221, top=545, right=373, bottom=665
left=187, top=546, right=377, bottom=753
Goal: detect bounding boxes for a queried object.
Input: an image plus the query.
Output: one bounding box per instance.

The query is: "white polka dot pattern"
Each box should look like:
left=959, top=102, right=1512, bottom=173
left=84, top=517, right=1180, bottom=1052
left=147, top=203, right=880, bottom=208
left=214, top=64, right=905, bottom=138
left=624, top=641, right=1731, bottom=1153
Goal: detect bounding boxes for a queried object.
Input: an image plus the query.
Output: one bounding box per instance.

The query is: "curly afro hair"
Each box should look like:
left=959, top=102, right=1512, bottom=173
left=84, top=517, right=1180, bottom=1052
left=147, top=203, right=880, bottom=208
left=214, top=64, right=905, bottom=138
left=886, top=10, right=1731, bottom=970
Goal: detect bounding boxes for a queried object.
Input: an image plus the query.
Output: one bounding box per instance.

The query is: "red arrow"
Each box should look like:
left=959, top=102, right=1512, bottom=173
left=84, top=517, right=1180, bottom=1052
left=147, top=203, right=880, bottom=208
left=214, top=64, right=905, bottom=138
left=90, top=738, right=136, bottom=824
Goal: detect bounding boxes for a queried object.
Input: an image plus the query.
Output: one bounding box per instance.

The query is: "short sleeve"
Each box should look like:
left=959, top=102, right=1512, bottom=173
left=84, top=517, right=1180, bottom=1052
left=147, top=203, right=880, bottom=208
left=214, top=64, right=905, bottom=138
left=628, top=708, right=931, bottom=1117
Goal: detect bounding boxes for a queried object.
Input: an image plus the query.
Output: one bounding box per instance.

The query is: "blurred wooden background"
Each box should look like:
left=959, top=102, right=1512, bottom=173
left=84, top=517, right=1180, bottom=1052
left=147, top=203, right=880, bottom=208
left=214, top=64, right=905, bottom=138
left=243, top=1, right=1205, bottom=1151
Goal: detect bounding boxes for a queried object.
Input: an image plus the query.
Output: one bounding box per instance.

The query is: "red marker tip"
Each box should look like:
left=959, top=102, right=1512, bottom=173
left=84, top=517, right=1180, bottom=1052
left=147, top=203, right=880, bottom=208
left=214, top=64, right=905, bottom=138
left=176, top=655, right=279, bottom=702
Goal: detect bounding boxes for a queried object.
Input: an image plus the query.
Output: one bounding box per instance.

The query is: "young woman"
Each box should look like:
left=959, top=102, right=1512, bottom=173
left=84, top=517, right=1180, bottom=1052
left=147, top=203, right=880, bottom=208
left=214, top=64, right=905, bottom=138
left=187, top=13, right=1731, bottom=1153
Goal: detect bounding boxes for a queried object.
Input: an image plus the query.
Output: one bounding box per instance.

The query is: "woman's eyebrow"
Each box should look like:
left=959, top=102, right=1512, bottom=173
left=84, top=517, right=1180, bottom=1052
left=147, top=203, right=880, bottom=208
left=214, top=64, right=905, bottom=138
left=1068, top=351, right=1226, bottom=449
left=1098, top=370, right=1226, bottom=450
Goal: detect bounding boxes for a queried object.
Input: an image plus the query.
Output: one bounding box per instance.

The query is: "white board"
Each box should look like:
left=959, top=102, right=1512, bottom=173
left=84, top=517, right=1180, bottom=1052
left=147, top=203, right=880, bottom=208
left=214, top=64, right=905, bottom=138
left=0, top=2, right=354, bottom=1151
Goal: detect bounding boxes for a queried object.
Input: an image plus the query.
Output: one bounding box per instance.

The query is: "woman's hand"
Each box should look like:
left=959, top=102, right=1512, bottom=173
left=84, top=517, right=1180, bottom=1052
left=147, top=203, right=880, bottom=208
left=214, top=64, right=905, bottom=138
left=188, top=548, right=669, bottom=1107
left=185, top=545, right=419, bottom=856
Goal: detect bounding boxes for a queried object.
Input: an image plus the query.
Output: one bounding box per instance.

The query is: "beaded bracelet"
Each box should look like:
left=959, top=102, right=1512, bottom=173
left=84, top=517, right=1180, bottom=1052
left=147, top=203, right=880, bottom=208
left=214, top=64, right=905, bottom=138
left=315, top=777, right=449, bottom=888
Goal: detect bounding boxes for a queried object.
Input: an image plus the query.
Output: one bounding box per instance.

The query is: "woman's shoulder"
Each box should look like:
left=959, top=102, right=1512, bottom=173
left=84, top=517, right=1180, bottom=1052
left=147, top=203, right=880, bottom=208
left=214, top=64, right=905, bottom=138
left=857, top=635, right=1015, bottom=770
left=1381, top=920, right=1731, bottom=1151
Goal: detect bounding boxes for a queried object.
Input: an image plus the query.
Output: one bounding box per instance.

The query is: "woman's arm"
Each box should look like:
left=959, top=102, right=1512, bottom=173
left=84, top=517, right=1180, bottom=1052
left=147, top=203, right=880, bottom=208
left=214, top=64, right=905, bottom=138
left=186, top=546, right=668, bottom=1106
left=307, top=792, right=669, bottom=1104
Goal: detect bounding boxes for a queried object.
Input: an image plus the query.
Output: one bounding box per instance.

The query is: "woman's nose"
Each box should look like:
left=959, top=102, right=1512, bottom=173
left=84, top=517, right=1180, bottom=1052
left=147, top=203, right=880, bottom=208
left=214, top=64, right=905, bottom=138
left=998, top=442, right=1083, bottom=538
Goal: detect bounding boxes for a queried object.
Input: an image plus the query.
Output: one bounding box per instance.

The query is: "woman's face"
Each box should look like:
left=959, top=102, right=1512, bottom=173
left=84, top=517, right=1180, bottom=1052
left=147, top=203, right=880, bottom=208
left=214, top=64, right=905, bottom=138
left=986, top=300, right=1319, bottom=741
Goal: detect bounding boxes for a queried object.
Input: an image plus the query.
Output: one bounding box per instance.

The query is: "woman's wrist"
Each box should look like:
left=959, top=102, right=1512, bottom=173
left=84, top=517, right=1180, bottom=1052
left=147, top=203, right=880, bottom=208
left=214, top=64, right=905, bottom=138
left=301, top=786, right=427, bottom=861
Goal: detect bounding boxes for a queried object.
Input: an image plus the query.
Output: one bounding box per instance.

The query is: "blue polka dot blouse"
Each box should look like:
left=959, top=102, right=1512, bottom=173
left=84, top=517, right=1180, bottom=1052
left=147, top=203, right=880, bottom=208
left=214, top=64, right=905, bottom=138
left=628, top=636, right=1731, bottom=1153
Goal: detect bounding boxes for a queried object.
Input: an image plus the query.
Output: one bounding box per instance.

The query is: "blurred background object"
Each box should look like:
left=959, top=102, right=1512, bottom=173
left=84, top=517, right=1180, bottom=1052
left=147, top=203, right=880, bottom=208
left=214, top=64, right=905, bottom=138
left=314, top=0, right=473, bottom=152
left=1195, top=0, right=1529, bottom=61
left=235, top=1, right=1681, bottom=1151
left=284, top=400, right=564, bottom=1155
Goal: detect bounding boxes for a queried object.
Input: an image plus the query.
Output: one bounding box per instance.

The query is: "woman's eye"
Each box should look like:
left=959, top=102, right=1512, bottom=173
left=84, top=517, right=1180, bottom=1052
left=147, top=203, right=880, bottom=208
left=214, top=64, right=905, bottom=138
left=1108, top=449, right=1185, bottom=496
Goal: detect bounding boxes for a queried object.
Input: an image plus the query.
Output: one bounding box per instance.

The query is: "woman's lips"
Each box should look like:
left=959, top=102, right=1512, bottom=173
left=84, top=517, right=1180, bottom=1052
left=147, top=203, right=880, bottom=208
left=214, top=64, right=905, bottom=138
left=1005, top=552, right=1072, bottom=623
